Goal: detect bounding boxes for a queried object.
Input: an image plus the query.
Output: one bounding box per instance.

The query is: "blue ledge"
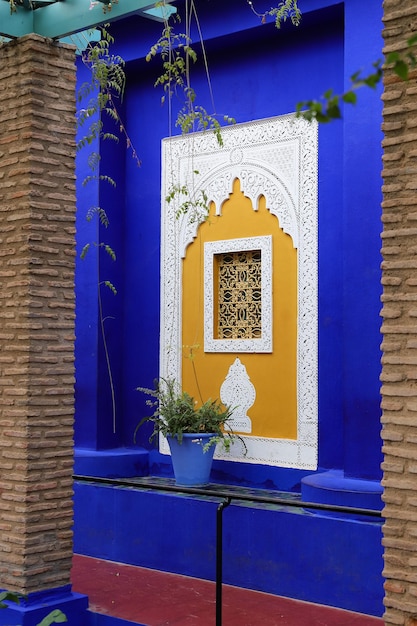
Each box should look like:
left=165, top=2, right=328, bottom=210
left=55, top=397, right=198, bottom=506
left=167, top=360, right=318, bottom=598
left=301, top=469, right=383, bottom=512
left=74, top=447, right=149, bottom=479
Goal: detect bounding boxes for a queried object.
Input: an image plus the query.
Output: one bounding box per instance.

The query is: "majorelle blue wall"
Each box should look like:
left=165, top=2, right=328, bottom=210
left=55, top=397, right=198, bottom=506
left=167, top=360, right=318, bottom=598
left=75, top=0, right=383, bottom=489
left=73, top=0, right=384, bottom=615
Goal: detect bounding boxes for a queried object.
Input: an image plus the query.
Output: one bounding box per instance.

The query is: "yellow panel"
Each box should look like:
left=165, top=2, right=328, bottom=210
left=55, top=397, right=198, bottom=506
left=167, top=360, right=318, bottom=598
left=182, top=178, right=297, bottom=440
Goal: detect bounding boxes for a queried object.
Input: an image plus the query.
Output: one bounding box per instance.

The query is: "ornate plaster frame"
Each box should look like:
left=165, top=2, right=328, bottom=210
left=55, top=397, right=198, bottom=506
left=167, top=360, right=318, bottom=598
left=160, top=114, right=318, bottom=470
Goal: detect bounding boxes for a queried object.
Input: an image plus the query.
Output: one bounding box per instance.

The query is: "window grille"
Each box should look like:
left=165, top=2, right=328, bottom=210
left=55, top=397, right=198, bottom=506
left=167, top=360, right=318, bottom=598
left=216, top=250, right=262, bottom=339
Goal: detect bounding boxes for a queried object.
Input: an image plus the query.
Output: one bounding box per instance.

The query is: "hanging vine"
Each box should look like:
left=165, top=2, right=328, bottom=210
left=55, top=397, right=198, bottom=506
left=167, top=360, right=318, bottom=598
left=247, top=0, right=301, bottom=27
left=147, top=1, right=237, bottom=222
left=77, top=25, right=139, bottom=434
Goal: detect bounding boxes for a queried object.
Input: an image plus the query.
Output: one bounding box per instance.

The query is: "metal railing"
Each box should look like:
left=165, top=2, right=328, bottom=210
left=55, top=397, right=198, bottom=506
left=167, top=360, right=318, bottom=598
left=74, top=474, right=383, bottom=626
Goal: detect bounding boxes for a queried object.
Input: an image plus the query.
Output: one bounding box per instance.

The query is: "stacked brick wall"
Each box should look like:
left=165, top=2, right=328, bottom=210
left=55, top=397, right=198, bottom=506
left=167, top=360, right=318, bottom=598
left=0, top=35, right=76, bottom=593
left=382, top=1, right=417, bottom=624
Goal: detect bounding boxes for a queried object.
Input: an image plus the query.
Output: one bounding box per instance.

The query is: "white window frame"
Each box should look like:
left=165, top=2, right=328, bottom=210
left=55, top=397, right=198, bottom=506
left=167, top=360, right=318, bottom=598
left=204, top=236, right=273, bottom=353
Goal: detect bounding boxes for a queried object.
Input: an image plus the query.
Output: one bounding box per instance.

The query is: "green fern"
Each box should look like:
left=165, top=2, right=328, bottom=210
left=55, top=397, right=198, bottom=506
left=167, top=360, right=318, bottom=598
left=86, top=206, right=110, bottom=227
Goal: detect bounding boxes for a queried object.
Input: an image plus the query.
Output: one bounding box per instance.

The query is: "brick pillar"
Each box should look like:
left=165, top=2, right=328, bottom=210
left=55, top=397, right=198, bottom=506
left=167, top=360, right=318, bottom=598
left=381, top=2, right=417, bottom=625
left=0, top=34, right=80, bottom=604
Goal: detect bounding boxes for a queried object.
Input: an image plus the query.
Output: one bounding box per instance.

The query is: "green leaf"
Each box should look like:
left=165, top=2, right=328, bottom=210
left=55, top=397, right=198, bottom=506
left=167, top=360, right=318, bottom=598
left=342, top=91, right=357, bottom=105
left=326, top=104, right=342, bottom=120
left=103, top=244, right=116, bottom=261
left=393, top=59, right=409, bottom=81
left=0, top=591, right=23, bottom=608
left=385, top=51, right=400, bottom=65
left=80, top=243, right=91, bottom=260
left=103, top=280, right=117, bottom=295
left=36, top=609, right=68, bottom=626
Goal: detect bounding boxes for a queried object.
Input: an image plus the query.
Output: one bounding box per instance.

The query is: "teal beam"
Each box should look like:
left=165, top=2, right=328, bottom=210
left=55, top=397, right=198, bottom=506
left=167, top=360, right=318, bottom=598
left=34, top=0, right=176, bottom=39
left=59, top=28, right=101, bottom=54
left=0, top=0, right=176, bottom=39
left=0, top=3, right=34, bottom=38
left=142, top=3, right=176, bottom=21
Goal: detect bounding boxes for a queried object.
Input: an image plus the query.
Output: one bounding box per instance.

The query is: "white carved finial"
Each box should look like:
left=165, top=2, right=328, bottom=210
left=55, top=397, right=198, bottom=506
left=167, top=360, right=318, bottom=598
left=220, top=358, right=255, bottom=433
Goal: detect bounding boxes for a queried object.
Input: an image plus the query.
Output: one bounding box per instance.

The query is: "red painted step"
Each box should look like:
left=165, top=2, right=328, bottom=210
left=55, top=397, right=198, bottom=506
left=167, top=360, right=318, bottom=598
left=71, top=554, right=384, bottom=626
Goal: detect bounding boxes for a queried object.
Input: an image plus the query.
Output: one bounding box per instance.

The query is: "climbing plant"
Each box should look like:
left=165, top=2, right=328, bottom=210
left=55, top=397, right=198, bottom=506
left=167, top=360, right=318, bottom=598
left=77, top=24, right=139, bottom=433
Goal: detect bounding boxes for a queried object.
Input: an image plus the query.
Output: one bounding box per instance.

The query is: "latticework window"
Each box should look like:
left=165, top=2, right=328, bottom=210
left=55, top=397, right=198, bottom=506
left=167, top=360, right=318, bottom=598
left=216, top=250, right=262, bottom=339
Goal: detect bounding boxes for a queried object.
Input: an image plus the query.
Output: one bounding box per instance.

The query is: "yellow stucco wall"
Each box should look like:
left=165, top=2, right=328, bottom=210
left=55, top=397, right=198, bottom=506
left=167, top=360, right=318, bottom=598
left=182, top=178, right=298, bottom=439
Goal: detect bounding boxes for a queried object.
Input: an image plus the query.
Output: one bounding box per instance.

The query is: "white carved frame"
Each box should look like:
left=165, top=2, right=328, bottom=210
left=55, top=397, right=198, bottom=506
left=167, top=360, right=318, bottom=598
left=160, top=114, right=318, bottom=470
left=204, top=236, right=273, bottom=353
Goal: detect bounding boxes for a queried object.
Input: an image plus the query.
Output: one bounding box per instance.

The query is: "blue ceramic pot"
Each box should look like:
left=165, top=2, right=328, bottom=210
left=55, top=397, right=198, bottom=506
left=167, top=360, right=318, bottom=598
left=167, top=433, right=216, bottom=486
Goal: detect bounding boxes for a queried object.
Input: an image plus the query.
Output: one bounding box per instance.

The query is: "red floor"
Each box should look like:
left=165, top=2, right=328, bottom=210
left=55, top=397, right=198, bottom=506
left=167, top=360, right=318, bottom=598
left=71, top=554, right=384, bottom=626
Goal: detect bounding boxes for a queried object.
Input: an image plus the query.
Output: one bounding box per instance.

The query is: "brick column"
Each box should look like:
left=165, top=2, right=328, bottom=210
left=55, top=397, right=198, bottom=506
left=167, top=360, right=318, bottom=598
left=0, top=35, right=86, bottom=621
left=381, top=2, right=417, bottom=625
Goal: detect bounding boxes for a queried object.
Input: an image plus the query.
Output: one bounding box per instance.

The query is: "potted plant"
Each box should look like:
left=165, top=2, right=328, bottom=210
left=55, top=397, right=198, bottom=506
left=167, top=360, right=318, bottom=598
left=135, top=378, right=235, bottom=486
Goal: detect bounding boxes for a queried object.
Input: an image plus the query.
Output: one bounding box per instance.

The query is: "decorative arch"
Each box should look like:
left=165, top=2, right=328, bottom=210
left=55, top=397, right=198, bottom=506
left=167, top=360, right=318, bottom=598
left=178, top=164, right=298, bottom=259
left=160, top=114, right=318, bottom=470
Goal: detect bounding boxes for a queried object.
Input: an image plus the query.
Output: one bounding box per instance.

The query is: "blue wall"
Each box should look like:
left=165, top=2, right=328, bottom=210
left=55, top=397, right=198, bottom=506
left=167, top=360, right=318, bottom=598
left=75, top=0, right=383, bottom=483
left=73, top=0, right=384, bottom=613
left=74, top=481, right=383, bottom=616
left=342, top=0, right=384, bottom=479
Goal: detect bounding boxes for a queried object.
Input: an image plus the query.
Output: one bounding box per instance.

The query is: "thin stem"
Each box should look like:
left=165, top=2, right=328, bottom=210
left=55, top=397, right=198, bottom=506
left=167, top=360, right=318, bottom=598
left=192, top=354, right=204, bottom=405
left=98, top=282, right=117, bottom=433
left=190, top=0, right=216, bottom=114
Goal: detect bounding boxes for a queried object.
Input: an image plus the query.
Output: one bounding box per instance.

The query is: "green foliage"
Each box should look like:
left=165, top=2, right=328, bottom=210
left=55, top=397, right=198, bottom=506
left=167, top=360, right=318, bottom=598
left=147, top=5, right=235, bottom=147
left=147, top=19, right=196, bottom=101
left=80, top=239, right=116, bottom=263
left=0, top=591, right=23, bottom=608
left=103, top=280, right=117, bottom=295
left=77, top=28, right=125, bottom=151
left=79, top=204, right=116, bottom=263
left=176, top=106, right=235, bottom=146
left=148, top=2, right=236, bottom=221
left=80, top=243, right=91, bottom=260
left=0, top=593, right=66, bottom=625
left=82, top=174, right=117, bottom=188
left=296, top=62, right=383, bottom=123
left=77, top=28, right=119, bottom=284
left=385, top=33, right=417, bottom=80
left=78, top=26, right=125, bottom=103
left=37, top=610, right=67, bottom=625
left=135, top=378, right=236, bottom=451
left=77, top=28, right=125, bottom=436
left=103, top=244, right=116, bottom=261
left=86, top=206, right=109, bottom=227
left=270, top=0, right=301, bottom=28
left=247, top=0, right=301, bottom=28
left=166, top=171, right=210, bottom=222
left=297, top=33, right=417, bottom=123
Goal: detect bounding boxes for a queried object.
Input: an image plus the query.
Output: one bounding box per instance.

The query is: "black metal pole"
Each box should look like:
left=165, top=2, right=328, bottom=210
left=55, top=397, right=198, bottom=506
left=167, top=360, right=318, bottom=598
left=216, top=497, right=231, bottom=626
